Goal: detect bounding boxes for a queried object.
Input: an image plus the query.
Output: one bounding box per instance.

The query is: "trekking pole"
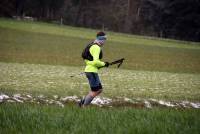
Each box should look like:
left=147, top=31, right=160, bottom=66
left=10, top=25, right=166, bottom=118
left=109, top=58, right=125, bottom=68
left=70, top=58, right=125, bottom=77
left=98, top=58, right=125, bottom=69
left=70, top=72, right=85, bottom=78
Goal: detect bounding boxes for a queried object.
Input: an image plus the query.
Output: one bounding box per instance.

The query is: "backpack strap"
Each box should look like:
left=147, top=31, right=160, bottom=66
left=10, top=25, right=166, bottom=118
left=81, top=42, right=103, bottom=61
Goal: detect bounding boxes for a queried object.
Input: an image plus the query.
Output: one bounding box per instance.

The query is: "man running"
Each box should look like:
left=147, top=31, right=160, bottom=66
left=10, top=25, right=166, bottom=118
left=79, top=31, right=109, bottom=107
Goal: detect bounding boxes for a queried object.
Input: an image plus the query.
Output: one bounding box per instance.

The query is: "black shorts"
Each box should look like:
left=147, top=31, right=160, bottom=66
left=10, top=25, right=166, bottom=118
left=85, top=72, right=102, bottom=91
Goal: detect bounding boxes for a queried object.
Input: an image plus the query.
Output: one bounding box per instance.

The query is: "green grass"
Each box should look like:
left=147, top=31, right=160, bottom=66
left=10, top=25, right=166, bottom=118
left=0, top=18, right=200, bottom=134
left=0, top=21, right=200, bottom=73
left=0, top=103, right=200, bottom=134
left=0, top=62, right=200, bottom=101
left=0, top=18, right=199, bottom=49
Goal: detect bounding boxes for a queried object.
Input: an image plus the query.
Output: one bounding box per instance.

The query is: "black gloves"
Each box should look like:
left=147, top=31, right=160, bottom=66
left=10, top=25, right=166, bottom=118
left=104, top=62, right=110, bottom=67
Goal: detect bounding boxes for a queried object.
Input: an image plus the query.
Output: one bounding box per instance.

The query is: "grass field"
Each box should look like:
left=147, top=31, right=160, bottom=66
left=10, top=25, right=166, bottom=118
left=0, top=18, right=200, bottom=73
left=0, top=18, right=200, bottom=133
left=1, top=103, right=200, bottom=134
left=0, top=62, right=200, bottom=101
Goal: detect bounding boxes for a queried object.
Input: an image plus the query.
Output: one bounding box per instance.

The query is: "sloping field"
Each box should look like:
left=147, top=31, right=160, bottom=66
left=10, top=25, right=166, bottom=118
left=0, top=18, right=200, bottom=73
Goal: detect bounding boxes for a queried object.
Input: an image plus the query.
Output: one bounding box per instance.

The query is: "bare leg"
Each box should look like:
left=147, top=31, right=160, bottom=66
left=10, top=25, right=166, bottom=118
left=89, top=89, right=102, bottom=97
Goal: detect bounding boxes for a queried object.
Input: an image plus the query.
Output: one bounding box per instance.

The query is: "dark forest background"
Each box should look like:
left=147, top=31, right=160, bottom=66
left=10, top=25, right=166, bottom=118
left=0, top=0, right=200, bottom=42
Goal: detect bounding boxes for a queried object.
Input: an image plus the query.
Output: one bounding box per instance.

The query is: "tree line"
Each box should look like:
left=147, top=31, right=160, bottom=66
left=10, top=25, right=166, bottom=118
left=0, top=0, right=199, bottom=42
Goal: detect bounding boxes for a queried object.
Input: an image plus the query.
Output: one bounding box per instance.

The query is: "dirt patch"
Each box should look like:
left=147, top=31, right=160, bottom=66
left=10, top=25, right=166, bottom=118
left=0, top=93, right=200, bottom=109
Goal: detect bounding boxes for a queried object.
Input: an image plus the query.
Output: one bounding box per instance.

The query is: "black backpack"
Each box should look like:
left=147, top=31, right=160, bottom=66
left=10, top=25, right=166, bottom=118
left=81, top=42, right=103, bottom=61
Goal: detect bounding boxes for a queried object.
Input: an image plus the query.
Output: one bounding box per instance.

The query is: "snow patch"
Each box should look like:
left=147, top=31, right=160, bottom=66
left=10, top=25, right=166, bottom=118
left=0, top=94, right=9, bottom=102
left=158, top=100, right=175, bottom=107
left=91, top=97, right=112, bottom=106
left=60, top=96, right=79, bottom=102
left=12, top=98, right=23, bottom=103
left=144, top=100, right=152, bottom=108
left=1, top=93, right=200, bottom=109
left=124, top=97, right=132, bottom=102
left=190, top=103, right=200, bottom=109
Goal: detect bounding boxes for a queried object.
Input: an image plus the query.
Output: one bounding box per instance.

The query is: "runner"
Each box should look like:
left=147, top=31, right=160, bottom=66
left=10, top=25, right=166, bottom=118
left=79, top=31, right=109, bottom=107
